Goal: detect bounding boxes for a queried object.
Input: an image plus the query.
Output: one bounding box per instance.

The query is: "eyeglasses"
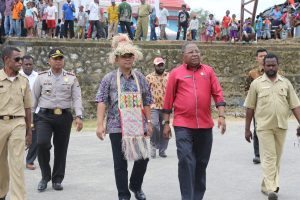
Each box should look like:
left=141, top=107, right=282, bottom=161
left=13, top=57, right=23, bottom=62
left=120, top=53, right=134, bottom=59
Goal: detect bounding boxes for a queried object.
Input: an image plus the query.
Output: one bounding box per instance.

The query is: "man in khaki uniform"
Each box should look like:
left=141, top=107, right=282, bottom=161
left=134, top=0, right=151, bottom=41
left=244, top=53, right=300, bottom=200
left=0, top=47, right=32, bottom=200
left=32, top=48, right=83, bottom=192
left=245, top=48, right=268, bottom=164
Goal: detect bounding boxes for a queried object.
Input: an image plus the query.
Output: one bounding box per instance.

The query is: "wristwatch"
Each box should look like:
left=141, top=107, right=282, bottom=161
left=76, top=115, right=84, bottom=120
left=162, top=120, right=170, bottom=125
left=147, top=119, right=152, bottom=123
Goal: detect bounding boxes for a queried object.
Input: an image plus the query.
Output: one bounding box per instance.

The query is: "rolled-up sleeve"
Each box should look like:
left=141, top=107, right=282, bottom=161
left=210, top=69, right=226, bottom=107
left=163, top=70, right=176, bottom=114
left=95, top=75, right=110, bottom=104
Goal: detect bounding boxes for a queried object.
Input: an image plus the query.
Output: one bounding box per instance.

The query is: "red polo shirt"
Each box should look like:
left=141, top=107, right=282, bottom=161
left=163, top=64, right=225, bottom=129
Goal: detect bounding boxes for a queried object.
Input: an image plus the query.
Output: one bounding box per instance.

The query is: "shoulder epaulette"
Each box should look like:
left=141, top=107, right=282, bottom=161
left=66, top=72, right=75, bottom=76
left=38, top=71, right=48, bottom=75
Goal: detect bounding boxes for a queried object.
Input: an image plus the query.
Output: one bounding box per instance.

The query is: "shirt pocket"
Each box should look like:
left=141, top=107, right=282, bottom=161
left=277, top=87, right=288, bottom=104
left=42, top=85, right=53, bottom=96
left=257, top=90, right=271, bottom=106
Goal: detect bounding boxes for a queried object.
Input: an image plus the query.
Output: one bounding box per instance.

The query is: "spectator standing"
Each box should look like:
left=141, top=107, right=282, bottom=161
left=271, top=5, right=282, bottom=39
left=77, top=5, right=88, bottom=40
left=188, top=14, right=199, bottom=40
left=206, top=14, right=215, bottom=43
left=262, top=17, right=271, bottom=40
left=4, top=0, right=14, bottom=36
left=221, top=10, right=231, bottom=41
left=31, top=2, right=39, bottom=37
left=229, top=14, right=239, bottom=43
left=199, top=21, right=206, bottom=41
left=24, top=1, right=34, bottom=37
left=149, top=7, right=157, bottom=41
left=118, top=0, right=133, bottom=40
left=12, top=0, right=24, bottom=37
left=45, top=0, right=57, bottom=38
left=62, top=0, right=75, bottom=39
left=39, top=0, right=48, bottom=38
left=158, top=2, right=168, bottom=40
left=0, top=0, right=5, bottom=38
left=162, top=42, right=226, bottom=200
left=255, top=13, right=263, bottom=40
left=281, top=8, right=293, bottom=38
left=134, top=0, right=152, bottom=41
left=87, top=0, right=101, bottom=40
left=146, top=57, right=169, bottom=158
left=214, top=21, right=221, bottom=40
left=107, top=0, right=119, bottom=40
left=176, top=4, right=189, bottom=40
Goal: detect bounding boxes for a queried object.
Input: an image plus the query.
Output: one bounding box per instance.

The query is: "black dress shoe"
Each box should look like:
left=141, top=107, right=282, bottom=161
left=52, top=182, right=63, bottom=191
left=159, top=152, right=167, bottom=158
left=129, top=185, right=146, bottom=200
left=37, top=180, right=48, bottom=192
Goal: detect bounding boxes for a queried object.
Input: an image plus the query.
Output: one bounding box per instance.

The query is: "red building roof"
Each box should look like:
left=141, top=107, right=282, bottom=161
left=161, top=0, right=190, bottom=10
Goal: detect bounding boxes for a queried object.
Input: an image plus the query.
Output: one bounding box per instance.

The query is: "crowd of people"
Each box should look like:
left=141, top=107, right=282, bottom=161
left=0, top=0, right=300, bottom=43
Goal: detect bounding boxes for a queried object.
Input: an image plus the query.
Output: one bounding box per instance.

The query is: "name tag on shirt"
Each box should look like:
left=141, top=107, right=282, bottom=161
left=184, top=75, right=192, bottom=79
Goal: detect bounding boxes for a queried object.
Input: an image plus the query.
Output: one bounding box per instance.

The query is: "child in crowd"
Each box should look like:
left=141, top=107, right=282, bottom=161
left=74, top=18, right=79, bottom=38
left=31, top=2, right=39, bottom=37
left=214, top=21, right=221, bottom=40
left=255, top=13, right=263, bottom=40
left=45, top=0, right=57, bottom=38
left=25, top=1, right=34, bottom=37
left=262, top=16, right=271, bottom=40
left=229, top=14, right=239, bottom=43
left=242, top=22, right=255, bottom=43
left=206, top=14, right=216, bottom=43
left=199, top=22, right=206, bottom=41
left=281, top=8, right=293, bottom=38
left=188, top=14, right=199, bottom=40
left=77, top=5, right=88, bottom=40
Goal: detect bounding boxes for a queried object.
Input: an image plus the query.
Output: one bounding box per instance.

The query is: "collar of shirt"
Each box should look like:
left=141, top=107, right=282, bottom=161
left=118, top=69, right=135, bottom=80
left=261, top=73, right=284, bottom=83
left=184, top=63, right=203, bottom=71
left=0, top=69, right=20, bottom=81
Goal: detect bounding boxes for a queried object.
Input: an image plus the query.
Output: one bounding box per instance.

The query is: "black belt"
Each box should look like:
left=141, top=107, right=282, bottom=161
left=39, top=108, right=71, bottom=115
left=0, top=116, right=24, bottom=120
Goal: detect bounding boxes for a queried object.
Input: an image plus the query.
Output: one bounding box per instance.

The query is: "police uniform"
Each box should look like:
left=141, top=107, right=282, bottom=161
left=244, top=74, right=300, bottom=193
left=0, top=69, right=32, bottom=200
left=32, top=50, right=83, bottom=187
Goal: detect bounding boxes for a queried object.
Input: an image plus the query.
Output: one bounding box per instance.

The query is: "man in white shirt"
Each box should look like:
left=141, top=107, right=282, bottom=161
left=20, top=55, right=38, bottom=171
left=87, top=0, right=101, bottom=39
left=158, top=2, right=169, bottom=40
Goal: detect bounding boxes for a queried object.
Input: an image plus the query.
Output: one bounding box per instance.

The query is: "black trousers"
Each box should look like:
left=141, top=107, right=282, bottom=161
left=110, top=133, right=149, bottom=199
left=176, top=23, right=188, bottom=40
left=36, top=110, right=73, bottom=183
left=120, top=21, right=133, bottom=40
left=253, top=118, right=260, bottom=157
left=64, top=20, right=74, bottom=38
left=26, top=114, right=38, bottom=164
left=174, top=127, right=213, bottom=200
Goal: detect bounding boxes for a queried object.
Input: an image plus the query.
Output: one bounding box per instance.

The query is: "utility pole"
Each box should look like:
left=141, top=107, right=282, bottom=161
left=240, top=0, right=259, bottom=39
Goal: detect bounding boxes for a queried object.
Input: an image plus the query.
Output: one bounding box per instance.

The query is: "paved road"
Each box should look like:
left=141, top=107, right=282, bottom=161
left=13, top=120, right=300, bottom=200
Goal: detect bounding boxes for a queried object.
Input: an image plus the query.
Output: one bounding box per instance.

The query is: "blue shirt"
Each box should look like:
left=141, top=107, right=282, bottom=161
left=62, top=2, right=75, bottom=20
left=95, top=69, right=152, bottom=134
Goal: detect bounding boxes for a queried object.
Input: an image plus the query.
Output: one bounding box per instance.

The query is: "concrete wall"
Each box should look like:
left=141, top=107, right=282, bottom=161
left=1, top=38, right=300, bottom=118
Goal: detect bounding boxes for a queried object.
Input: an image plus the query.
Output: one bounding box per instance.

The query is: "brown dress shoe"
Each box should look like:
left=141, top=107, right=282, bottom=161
left=26, top=164, right=36, bottom=170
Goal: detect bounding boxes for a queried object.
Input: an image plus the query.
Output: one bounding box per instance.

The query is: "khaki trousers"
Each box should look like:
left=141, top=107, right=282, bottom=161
left=108, top=21, right=119, bottom=40
left=257, top=128, right=287, bottom=193
left=134, top=16, right=149, bottom=41
left=0, top=118, right=26, bottom=200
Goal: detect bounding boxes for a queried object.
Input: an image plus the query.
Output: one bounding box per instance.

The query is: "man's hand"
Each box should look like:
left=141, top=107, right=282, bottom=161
left=96, top=125, right=106, bottom=140
left=75, top=117, right=83, bottom=132
left=146, top=122, right=153, bottom=137
left=218, top=117, right=226, bottom=134
left=245, top=129, right=253, bottom=143
left=25, top=129, right=32, bottom=147
left=163, top=124, right=171, bottom=139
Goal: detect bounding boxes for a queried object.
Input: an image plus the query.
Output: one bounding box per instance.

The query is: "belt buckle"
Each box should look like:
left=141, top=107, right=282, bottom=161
left=54, top=108, right=62, bottom=115
left=3, top=116, right=10, bottom=120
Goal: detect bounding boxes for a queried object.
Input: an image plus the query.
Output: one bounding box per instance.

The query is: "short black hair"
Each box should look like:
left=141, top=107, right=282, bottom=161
left=256, top=48, right=268, bottom=56
left=23, top=55, right=34, bottom=61
left=263, top=53, right=279, bottom=65
left=182, top=4, right=186, bottom=8
left=1, top=46, right=21, bottom=61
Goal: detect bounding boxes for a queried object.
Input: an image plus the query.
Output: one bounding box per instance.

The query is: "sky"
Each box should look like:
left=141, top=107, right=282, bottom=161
left=184, top=0, right=284, bottom=20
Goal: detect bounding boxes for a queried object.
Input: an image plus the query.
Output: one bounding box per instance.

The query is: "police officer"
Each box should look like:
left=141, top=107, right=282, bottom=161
left=32, top=48, right=83, bottom=192
left=0, top=47, right=32, bottom=200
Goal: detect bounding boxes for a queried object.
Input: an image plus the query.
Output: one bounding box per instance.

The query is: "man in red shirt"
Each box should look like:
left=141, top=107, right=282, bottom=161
left=162, top=42, right=226, bottom=200
left=221, top=10, right=231, bottom=41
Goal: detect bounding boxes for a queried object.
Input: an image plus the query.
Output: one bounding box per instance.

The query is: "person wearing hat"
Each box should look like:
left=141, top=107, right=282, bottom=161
left=96, top=34, right=152, bottom=200
left=146, top=57, right=169, bottom=158
left=32, top=48, right=83, bottom=192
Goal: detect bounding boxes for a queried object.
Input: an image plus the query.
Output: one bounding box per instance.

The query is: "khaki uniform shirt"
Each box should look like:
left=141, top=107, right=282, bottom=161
left=146, top=72, right=169, bottom=109
left=244, top=74, right=300, bottom=131
left=245, top=67, right=264, bottom=92
left=32, top=69, right=83, bottom=116
left=0, top=69, right=32, bottom=116
left=138, top=4, right=151, bottom=17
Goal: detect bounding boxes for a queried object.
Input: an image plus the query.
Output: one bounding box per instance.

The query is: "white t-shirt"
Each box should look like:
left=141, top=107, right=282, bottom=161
left=89, top=2, right=100, bottom=21
left=188, top=19, right=199, bottom=30
left=159, top=8, right=169, bottom=25
left=45, top=6, right=57, bottom=20
left=20, top=70, right=38, bottom=90
left=32, top=7, right=39, bottom=22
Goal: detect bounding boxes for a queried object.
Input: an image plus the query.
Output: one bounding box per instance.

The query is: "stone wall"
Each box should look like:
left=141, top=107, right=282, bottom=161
left=1, top=38, right=300, bottom=118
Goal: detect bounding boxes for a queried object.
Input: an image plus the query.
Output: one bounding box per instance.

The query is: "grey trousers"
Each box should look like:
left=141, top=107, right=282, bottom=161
left=150, top=109, right=169, bottom=154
